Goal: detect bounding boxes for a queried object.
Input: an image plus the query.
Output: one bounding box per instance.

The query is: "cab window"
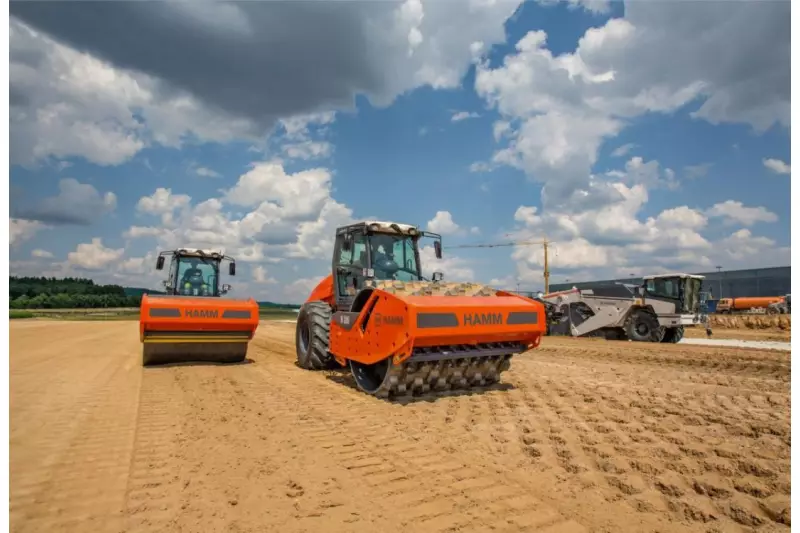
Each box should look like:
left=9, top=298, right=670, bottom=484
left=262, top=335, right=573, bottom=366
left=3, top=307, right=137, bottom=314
left=645, top=278, right=679, bottom=299
left=352, top=238, right=367, bottom=268
left=391, top=238, right=420, bottom=282
left=176, top=257, right=217, bottom=296
left=337, top=233, right=367, bottom=267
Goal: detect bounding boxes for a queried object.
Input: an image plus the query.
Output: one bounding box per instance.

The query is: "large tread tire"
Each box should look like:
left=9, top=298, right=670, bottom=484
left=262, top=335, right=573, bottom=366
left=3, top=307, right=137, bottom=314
left=626, top=309, right=663, bottom=342
left=659, top=326, right=684, bottom=343
left=295, top=301, right=336, bottom=370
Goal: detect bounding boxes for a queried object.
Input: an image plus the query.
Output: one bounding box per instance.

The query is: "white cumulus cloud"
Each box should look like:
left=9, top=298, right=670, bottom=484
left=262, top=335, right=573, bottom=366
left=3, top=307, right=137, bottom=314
left=451, top=111, right=480, bottom=122
left=706, top=200, right=778, bottom=227
left=10, top=219, right=48, bottom=246
left=67, top=238, right=125, bottom=270
left=426, top=210, right=461, bottom=235
left=763, top=158, right=790, bottom=175
left=474, top=1, right=788, bottom=209
left=31, top=249, right=54, bottom=259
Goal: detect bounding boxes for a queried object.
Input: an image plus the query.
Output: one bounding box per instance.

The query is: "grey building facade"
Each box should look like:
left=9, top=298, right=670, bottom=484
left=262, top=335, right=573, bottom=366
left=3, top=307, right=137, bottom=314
left=548, top=266, right=790, bottom=300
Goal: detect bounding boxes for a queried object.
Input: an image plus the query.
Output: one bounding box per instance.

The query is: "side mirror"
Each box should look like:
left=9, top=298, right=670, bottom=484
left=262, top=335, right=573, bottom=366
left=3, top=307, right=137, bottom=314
left=222, top=283, right=232, bottom=294
left=229, top=262, right=236, bottom=276
left=156, top=256, right=165, bottom=270
left=434, top=240, right=442, bottom=259
left=432, top=271, right=444, bottom=282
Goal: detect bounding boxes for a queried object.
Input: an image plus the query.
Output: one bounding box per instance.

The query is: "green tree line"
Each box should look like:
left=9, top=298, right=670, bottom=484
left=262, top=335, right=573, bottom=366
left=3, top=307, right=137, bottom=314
left=9, top=276, right=301, bottom=309
left=10, top=276, right=143, bottom=309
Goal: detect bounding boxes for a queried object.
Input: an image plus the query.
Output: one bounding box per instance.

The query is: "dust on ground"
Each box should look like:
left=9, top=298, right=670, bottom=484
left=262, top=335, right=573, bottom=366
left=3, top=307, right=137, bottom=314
left=10, top=320, right=791, bottom=533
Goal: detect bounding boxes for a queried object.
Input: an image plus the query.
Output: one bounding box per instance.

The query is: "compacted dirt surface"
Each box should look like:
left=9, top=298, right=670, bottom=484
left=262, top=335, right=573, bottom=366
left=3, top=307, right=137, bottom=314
left=10, top=320, right=791, bottom=533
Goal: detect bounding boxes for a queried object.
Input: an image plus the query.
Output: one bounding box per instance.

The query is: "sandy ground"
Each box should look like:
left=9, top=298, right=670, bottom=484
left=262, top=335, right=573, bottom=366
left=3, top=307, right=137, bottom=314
left=683, top=328, right=791, bottom=343
left=679, top=338, right=791, bottom=352
left=10, top=320, right=791, bottom=533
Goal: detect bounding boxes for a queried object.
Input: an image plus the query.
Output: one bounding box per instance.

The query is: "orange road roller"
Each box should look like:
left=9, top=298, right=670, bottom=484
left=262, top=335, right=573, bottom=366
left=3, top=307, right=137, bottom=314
left=295, top=221, right=546, bottom=398
left=139, top=248, right=259, bottom=365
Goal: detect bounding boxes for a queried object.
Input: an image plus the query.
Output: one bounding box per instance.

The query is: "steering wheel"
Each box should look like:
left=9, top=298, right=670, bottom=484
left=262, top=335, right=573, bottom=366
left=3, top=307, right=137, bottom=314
left=373, top=256, right=399, bottom=275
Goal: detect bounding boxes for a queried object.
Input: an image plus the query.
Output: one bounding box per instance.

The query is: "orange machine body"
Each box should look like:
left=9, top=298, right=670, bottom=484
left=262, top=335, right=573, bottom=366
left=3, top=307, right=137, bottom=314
left=307, top=283, right=545, bottom=367
left=139, top=293, right=260, bottom=342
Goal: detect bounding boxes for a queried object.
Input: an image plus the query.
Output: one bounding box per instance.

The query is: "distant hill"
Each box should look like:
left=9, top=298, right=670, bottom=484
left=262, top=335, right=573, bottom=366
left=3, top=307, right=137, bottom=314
left=125, top=288, right=299, bottom=308
left=258, top=300, right=300, bottom=309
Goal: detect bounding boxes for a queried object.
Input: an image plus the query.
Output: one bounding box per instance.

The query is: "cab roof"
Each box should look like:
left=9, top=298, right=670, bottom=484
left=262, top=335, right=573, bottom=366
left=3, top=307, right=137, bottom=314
left=642, top=273, right=705, bottom=280
left=338, top=220, right=422, bottom=235
left=361, top=220, right=419, bottom=233
left=175, top=248, right=225, bottom=258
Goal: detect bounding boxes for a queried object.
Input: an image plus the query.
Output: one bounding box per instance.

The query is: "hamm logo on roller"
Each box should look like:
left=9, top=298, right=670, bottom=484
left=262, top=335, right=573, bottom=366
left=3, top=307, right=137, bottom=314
left=463, top=312, right=503, bottom=326
left=374, top=312, right=403, bottom=326
left=185, top=309, right=219, bottom=319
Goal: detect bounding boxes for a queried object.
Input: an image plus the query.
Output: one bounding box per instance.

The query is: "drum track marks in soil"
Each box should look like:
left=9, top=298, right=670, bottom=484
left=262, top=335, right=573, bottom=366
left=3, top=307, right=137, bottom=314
left=10, top=321, right=791, bottom=533
left=260, top=323, right=792, bottom=532
left=499, top=339, right=792, bottom=531
left=10, top=322, right=141, bottom=533
left=256, top=325, right=792, bottom=533
left=123, top=370, right=188, bottom=533
left=247, top=358, right=590, bottom=533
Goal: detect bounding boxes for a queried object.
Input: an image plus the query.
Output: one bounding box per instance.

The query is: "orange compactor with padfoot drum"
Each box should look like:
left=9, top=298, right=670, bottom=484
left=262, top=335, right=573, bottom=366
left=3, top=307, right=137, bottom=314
left=295, top=221, right=547, bottom=399
left=139, top=248, right=259, bottom=366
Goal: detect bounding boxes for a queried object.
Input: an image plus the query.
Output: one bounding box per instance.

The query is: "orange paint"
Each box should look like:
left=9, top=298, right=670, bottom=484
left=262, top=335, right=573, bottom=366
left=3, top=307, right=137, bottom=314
left=328, top=291, right=546, bottom=366
left=139, top=293, right=260, bottom=342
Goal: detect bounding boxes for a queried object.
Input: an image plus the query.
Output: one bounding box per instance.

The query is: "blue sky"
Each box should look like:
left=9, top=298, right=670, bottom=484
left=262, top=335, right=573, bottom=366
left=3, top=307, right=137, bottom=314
left=9, top=0, right=791, bottom=303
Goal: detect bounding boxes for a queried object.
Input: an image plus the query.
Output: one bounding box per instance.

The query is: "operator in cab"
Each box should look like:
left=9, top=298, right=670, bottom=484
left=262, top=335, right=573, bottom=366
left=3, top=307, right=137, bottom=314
left=180, top=258, right=211, bottom=296
left=369, top=234, right=400, bottom=280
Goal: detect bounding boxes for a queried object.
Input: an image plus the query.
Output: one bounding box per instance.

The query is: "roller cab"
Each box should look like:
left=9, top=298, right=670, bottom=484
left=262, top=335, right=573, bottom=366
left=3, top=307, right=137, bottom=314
left=139, top=248, right=259, bottom=366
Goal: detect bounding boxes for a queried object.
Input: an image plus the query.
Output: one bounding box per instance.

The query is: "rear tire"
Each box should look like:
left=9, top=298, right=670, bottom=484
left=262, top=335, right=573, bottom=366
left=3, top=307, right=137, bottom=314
left=660, top=326, right=684, bottom=343
left=295, top=301, right=336, bottom=370
left=626, top=309, right=662, bottom=342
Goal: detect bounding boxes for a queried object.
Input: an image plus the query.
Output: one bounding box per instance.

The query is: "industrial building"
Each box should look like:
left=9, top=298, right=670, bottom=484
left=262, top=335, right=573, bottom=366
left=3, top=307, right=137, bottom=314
left=548, top=266, right=790, bottom=300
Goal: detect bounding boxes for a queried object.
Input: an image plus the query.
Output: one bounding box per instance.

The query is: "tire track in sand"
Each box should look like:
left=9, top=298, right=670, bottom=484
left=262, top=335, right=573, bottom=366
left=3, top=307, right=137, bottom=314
left=256, top=324, right=791, bottom=532
left=123, top=369, right=188, bottom=533
left=10, top=322, right=141, bottom=533
left=248, top=334, right=590, bottom=533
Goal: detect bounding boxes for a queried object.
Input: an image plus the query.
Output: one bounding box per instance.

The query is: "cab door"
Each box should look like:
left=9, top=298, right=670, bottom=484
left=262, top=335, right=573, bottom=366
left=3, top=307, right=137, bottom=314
left=333, top=230, right=369, bottom=310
